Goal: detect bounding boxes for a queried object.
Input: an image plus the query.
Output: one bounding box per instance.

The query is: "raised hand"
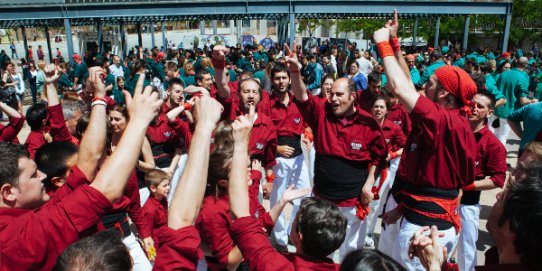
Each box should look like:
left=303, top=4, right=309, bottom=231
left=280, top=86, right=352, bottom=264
left=191, top=96, right=223, bottom=128
left=43, top=64, right=60, bottom=84
left=281, top=185, right=311, bottom=203
left=87, top=66, right=107, bottom=99
left=284, top=43, right=301, bottom=73
left=212, top=45, right=229, bottom=62
left=128, top=75, right=163, bottom=124
left=385, top=9, right=399, bottom=39
left=373, top=27, right=391, bottom=44
left=231, top=115, right=253, bottom=146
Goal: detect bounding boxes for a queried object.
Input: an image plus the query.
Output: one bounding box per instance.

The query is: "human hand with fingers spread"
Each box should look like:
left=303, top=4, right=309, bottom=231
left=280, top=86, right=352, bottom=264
left=283, top=43, right=302, bottom=73
left=410, top=225, right=447, bottom=271
left=43, top=64, right=60, bottom=84
left=127, top=75, right=163, bottom=124
left=385, top=9, right=399, bottom=39
left=281, top=186, right=311, bottom=203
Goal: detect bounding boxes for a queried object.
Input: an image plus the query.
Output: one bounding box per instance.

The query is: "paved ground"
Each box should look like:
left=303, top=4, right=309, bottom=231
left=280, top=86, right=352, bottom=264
left=4, top=104, right=518, bottom=266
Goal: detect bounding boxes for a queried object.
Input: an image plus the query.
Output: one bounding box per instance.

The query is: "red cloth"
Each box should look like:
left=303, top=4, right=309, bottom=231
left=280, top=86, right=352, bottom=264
left=386, top=103, right=412, bottom=136
left=295, top=95, right=387, bottom=167
left=25, top=104, right=74, bottom=158
left=213, top=81, right=272, bottom=120
left=400, top=191, right=462, bottom=232
left=434, top=66, right=477, bottom=116
left=269, top=92, right=306, bottom=138
left=0, top=185, right=112, bottom=271
left=381, top=119, right=407, bottom=153
left=153, top=225, right=201, bottom=271
left=473, top=126, right=507, bottom=188
left=0, top=115, right=24, bottom=143
left=397, top=96, right=476, bottom=189
left=141, top=196, right=168, bottom=247
left=358, top=89, right=377, bottom=113
left=24, top=130, right=47, bottom=159
left=49, top=165, right=91, bottom=202
left=230, top=216, right=339, bottom=271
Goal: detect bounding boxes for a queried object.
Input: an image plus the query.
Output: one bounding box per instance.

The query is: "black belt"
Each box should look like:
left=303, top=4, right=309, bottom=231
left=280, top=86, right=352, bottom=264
left=277, top=136, right=302, bottom=158
left=101, top=212, right=131, bottom=238
left=313, top=154, right=368, bottom=200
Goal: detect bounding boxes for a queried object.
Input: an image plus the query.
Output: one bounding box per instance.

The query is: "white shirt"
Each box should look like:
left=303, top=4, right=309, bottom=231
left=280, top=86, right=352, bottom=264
left=109, top=64, right=124, bottom=79
left=356, top=57, right=373, bottom=76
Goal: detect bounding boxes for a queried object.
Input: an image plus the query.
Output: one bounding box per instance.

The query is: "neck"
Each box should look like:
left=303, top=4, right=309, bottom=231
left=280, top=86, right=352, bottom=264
left=470, top=119, right=486, bottom=133
left=378, top=117, right=385, bottom=126
left=498, top=244, right=522, bottom=265
left=153, top=194, right=165, bottom=201
left=277, top=90, right=289, bottom=103
left=343, top=105, right=357, bottom=117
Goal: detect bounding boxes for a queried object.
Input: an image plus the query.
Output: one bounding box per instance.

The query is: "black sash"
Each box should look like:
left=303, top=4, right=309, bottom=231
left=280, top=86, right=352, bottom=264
left=314, top=154, right=368, bottom=200
left=277, top=136, right=302, bottom=158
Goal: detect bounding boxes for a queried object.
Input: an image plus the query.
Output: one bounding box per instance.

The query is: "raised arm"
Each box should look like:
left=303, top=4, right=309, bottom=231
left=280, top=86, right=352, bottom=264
left=90, top=73, right=163, bottom=202
left=229, top=115, right=253, bottom=218
left=387, top=10, right=412, bottom=82
left=284, top=43, right=309, bottom=102
left=373, top=24, right=420, bottom=112
left=212, top=45, right=232, bottom=99
left=168, top=96, right=223, bottom=229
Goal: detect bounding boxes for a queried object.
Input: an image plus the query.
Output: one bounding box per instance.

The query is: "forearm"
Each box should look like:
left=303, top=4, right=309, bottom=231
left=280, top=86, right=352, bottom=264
left=168, top=149, right=182, bottom=173
left=226, top=246, right=243, bottom=271
left=473, top=178, right=499, bottom=191
left=229, top=142, right=251, bottom=218
left=214, top=68, right=231, bottom=99
left=45, top=83, right=60, bottom=106
left=168, top=124, right=214, bottom=229
left=268, top=198, right=288, bottom=223
left=382, top=55, right=419, bottom=112
left=0, top=102, right=22, bottom=118
left=166, top=106, right=184, bottom=122
left=77, top=104, right=107, bottom=180
left=507, top=120, right=523, bottom=138
left=290, top=71, right=308, bottom=102
left=364, top=165, right=377, bottom=188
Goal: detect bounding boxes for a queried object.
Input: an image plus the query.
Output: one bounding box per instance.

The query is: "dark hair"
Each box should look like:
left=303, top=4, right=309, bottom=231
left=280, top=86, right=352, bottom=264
left=270, top=62, right=290, bottom=80
left=469, top=72, right=487, bottom=93
left=480, top=62, right=494, bottom=74
left=35, top=142, right=78, bottom=189
left=348, top=60, right=360, bottom=68
left=296, top=198, right=347, bottom=259
left=53, top=229, right=132, bottom=271
left=206, top=121, right=235, bottom=196
left=130, top=59, right=146, bottom=78
left=25, top=102, right=47, bottom=131
left=430, top=50, right=442, bottom=60
left=344, top=78, right=357, bottom=94
left=168, top=77, right=185, bottom=89
left=475, top=90, right=496, bottom=110
left=110, top=104, right=129, bottom=120
left=93, top=56, right=106, bottom=68
left=373, top=94, right=391, bottom=111
left=499, top=161, right=542, bottom=270
left=466, top=57, right=479, bottom=70
left=196, top=69, right=211, bottom=84
left=367, top=70, right=382, bottom=84
left=0, top=142, right=29, bottom=187
left=340, top=249, right=406, bottom=271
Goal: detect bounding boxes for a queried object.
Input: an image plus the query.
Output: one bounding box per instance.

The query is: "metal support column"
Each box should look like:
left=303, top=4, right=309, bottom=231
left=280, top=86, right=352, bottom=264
left=64, top=19, right=75, bottom=64
left=162, top=21, right=167, bottom=50
left=22, top=27, right=29, bottom=61
left=413, top=16, right=418, bottom=47
left=434, top=16, right=441, bottom=49
left=137, top=23, right=142, bottom=48
left=97, top=21, right=103, bottom=54
left=462, top=15, right=470, bottom=50
left=289, top=13, right=295, bottom=48
left=199, top=21, right=205, bottom=35
left=45, top=26, right=53, bottom=63
left=502, top=8, right=512, bottom=52
left=119, top=21, right=126, bottom=59
left=150, top=22, right=155, bottom=48
left=236, top=20, right=242, bottom=44
left=212, top=20, right=217, bottom=35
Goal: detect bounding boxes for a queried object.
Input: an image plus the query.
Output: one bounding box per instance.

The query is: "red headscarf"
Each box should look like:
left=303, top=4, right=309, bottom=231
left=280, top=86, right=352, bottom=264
left=434, top=66, right=477, bottom=116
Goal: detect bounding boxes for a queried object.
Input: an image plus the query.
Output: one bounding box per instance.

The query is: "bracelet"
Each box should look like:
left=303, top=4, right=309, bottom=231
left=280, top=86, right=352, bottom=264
left=391, top=37, right=401, bottom=52
left=91, top=100, right=107, bottom=107
left=463, top=182, right=477, bottom=191
left=211, top=59, right=225, bottom=70
left=92, top=97, right=106, bottom=103
left=389, top=151, right=399, bottom=159
left=265, top=172, right=275, bottom=183
left=377, top=41, right=395, bottom=59
left=183, top=102, right=192, bottom=111
left=303, top=130, right=313, bottom=142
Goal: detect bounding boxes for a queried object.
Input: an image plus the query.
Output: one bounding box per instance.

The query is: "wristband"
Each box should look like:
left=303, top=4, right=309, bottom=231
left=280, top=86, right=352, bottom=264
left=211, top=58, right=225, bottom=70
left=377, top=41, right=394, bottom=59
left=463, top=182, right=477, bottom=191
left=303, top=130, right=313, bottom=142
left=265, top=172, right=275, bottom=183
left=91, top=100, right=107, bottom=107
left=183, top=102, right=192, bottom=111
left=92, top=97, right=106, bottom=103
left=389, top=151, right=399, bottom=159
left=391, top=37, right=401, bottom=52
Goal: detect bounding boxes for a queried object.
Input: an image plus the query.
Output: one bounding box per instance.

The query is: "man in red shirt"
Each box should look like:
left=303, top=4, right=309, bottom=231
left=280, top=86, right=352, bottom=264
left=291, top=48, right=387, bottom=259
left=0, top=67, right=163, bottom=270
left=226, top=115, right=345, bottom=270
left=457, top=91, right=507, bottom=271
left=373, top=12, right=477, bottom=270
left=358, top=70, right=383, bottom=113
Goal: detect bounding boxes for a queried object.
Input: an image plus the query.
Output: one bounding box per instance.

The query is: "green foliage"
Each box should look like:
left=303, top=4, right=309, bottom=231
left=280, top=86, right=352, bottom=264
left=297, top=18, right=324, bottom=38
left=336, top=18, right=386, bottom=38
left=510, top=0, right=542, bottom=46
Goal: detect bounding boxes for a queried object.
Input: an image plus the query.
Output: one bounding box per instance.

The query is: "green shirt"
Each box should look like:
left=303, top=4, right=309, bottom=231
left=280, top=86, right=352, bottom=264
left=57, top=73, right=73, bottom=90
left=494, top=68, right=530, bottom=118
left=485, top=74, right=505, bottom=100
left=418, top=60, right=446, bottom=86
left=73, top=62, right=89, bottom=83
left=507, top=102, right=542, bottom=150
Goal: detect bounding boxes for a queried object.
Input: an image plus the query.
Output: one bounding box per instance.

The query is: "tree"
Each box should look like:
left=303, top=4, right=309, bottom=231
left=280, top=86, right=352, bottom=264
left=297, top=18, right=323, bottom=39
left=510, top=0, right=542, bottom=47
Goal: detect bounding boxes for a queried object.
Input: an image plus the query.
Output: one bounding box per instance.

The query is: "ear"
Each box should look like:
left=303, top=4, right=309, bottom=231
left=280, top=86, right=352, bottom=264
left=51, top=176, right=65, bottom=188
left=149, top=185, right=158, bottom=194
left=487, top=108, right=495, bottom=119
left=1, top=183, right=17, bottom=203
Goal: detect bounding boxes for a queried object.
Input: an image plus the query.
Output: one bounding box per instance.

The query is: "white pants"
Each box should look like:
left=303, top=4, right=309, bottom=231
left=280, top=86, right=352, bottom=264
left=123, top=233, right=152, bottom=271
left=270, top=154, right=312, bottom=246
left=488, top=115, right=511, bottom=147
left=139, top=188, right=150, bottom=207
left=336, top=206, right=368, bottom=262
left=392, top=219, right=458, bottom=271
left=458, top=204, right=481, bottom=271
left=365, top=157, right=401, bottom=236
left=377, top=196, right=399, bottom=257
left=168, top=153, right=189, bottom=207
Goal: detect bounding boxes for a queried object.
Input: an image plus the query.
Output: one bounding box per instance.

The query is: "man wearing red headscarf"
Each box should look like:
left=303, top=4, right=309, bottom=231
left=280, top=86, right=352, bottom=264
left=373, top=11, right=477, bottom=270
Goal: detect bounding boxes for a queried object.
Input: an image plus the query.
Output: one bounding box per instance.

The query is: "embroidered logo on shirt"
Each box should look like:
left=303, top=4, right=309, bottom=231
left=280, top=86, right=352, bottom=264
left=293, top=118, right=301, bottom=124
left=410, top=143, right=417, bottom=151
left=475, top=161, right=480, bottom=166
left=163, top=131, right=172, bottom=138
left=394, top=120, right=402, bottom=126
left=385, top=138, right=390, bottom=144
left=256, top=143, right=264, bottom=150
left=351, top=142, right=362, bottom=150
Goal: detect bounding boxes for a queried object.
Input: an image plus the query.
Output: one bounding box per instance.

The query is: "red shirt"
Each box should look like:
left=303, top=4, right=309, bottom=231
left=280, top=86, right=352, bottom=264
left=211, top=81, right=271, bottom=118
left=295, top=95, right=387, bottom=165
left=146, top=113, right=184, bottom=167
left=0, top=185, right=112, bottom=271
left=381, top=119, right=407, bottom=153
left=358, top=89, right=377, bottom=113
left=269, top=93, right=306, bottom=137
left=153, top=225, right=201, bottom=270
left=230, top=216, right=339, bottom=271
left=0, top=115, right=24, bottom=143
left=473, top=126, right=507, bottom=187
left=141, top=196, right=168, bottom=247
left=25, top=130, right=47, bottom=159
left=397, top=96, right=476, bottom=189
left=387, top=103, right=412, bottom=136
left=25, top=104, right=73, bottom=158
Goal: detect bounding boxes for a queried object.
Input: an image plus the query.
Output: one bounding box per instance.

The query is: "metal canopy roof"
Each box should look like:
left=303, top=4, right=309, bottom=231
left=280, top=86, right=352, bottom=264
left=0, top=0, right=512, bottom=29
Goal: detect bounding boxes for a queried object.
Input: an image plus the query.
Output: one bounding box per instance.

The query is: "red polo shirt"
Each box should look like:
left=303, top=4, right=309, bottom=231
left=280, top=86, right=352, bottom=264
left=397, top=96, right=476, bottom=189
left=381, top=119, right=407, bottom=153
left=295, top=95, right=387, bottom=165
left=214, top=81, right=272, bottom=119
left=25, top=130, right=47, bottom=159
left=387, top=103, right=412, bottom=136
left=141, top=196, right=168, bottom=247
left=230, top=216, right=339, bottom=271
left=153, top=225, right=201, bottom=270
left=25, top=104, right=74, bottom=158
left=0, top=185, right=112, bottom=271
left=270, top=93, right=306, bottom=137
left=146, top=113, right=183, bottom=167
left=0, top=115, right=24, bottom=143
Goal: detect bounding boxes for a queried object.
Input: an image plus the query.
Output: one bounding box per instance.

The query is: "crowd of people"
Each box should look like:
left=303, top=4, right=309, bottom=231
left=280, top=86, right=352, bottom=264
left=0, top=10, right=541, bottom=271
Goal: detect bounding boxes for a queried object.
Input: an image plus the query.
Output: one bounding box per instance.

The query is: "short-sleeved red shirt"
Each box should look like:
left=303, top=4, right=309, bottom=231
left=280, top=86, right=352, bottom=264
left=269, top=93, right=306, bottom=138
left=473, top=126, right=506, bottom=187
left=387, top=103, right=412, bottom=136
left=381, top=119, right=407, bottom=153
left=141, top=196, right=168, bottom=247
left=0, top=115, right=24, bottom=143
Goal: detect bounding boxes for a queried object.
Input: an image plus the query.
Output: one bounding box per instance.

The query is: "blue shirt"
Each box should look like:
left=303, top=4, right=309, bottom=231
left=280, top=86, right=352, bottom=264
left=508, top=102, right=542, bottom=150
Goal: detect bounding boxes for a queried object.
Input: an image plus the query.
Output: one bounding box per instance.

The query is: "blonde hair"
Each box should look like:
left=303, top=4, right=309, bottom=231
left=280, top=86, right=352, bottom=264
left=201, top=57, right=213, bottom=69
left=145, top=169, right=170, bottom=188
left=525, top=141, right=542, bottom=161
left=37, top=60, right=46, bottom=70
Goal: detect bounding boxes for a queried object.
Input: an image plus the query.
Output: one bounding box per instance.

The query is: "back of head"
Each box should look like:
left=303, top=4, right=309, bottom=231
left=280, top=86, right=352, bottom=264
left=26, top=102, right=47, bottom=131
left=53, top=229, right=132, bottom=271
left=434, top=66, right=477, bottom=115
left=501, top=161, right=542, bottom=269
left=35, top=142, right=79, bottom=189
left=298, top=198, right=347, bottom=259
left=0, top=142, right=29, bottom=187
left=518, top=57, right=529, bottom=68
left=340, top=249, right=406, bottom=271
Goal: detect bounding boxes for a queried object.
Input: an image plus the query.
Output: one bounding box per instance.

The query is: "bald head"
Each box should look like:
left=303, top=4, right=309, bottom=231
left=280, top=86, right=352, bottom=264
left=334, top=78, right=357, bottom=94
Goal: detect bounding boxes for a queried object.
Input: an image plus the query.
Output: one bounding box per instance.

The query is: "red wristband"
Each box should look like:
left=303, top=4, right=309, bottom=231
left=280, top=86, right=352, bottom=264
left=265, top=172, right=275, bottom=183
left=389, top=151, right=399, bottom=159
left=463, top=182, right=477, bottom=191
left=303, top=130, right=313, bottom=142
left=377, top=41, right=394, bottom=58
left=92, top=97, right=106, bottom=103
left=391, top=37, right=401, bottom=52
left=183, top=102, right=192, bottom=111
left=211, top=58, right=225, bottom=70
